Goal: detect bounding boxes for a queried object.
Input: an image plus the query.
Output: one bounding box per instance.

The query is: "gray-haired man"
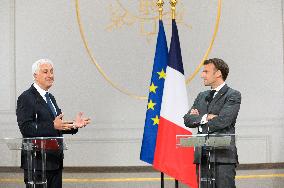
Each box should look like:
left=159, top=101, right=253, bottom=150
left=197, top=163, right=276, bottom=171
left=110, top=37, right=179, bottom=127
left=17, top=59, right=90, bottom=188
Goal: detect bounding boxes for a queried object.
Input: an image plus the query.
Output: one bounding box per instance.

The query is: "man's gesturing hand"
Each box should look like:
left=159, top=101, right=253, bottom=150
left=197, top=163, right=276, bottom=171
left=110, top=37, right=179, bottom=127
left=53, top=113, right=73, bottom=130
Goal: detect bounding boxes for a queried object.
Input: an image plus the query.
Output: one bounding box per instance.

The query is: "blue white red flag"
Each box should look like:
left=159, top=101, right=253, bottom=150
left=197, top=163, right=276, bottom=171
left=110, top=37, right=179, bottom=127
left=153, top=19, right=197, bottom=188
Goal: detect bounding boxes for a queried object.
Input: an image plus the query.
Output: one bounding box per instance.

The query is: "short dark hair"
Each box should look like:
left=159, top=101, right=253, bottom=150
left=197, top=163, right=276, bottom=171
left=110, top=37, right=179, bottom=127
left=204, top=58, right=229, bottom=81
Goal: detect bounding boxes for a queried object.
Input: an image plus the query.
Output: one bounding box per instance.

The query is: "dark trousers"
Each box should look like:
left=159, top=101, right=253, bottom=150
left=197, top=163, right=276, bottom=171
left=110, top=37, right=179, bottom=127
left=24, top=169, right=62, bottom=188
left=197, top=163, right=236, bottom=188
left=215, top=163, right=236, bottom=188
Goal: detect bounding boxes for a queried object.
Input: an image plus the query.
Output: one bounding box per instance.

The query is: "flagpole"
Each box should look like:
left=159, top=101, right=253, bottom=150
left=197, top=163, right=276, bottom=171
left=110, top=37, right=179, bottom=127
left=156, top=1, right=165, bottom=188
left=161, top=172, right=164, bottom=188
left=175, top=180, right=179, bottom=188
left=170, top=1, right=179, bottom=188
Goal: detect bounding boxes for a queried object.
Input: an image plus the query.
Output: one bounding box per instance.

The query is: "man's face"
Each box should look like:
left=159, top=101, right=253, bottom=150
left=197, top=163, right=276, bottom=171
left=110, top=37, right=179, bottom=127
left=34, top=63, right=54, bottom=90
left=201, top=63, right=219, bottom=87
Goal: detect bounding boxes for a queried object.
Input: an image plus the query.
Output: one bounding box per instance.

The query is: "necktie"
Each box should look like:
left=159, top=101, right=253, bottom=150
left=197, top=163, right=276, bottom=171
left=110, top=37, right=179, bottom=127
left=45, top=92, right=56, bottom=117
left=206, top=90, right=216, bottom=104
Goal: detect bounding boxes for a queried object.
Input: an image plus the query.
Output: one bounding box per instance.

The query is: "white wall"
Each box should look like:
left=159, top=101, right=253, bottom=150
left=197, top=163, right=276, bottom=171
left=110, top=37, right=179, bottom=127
left=0, top=0, right=283, bottom=166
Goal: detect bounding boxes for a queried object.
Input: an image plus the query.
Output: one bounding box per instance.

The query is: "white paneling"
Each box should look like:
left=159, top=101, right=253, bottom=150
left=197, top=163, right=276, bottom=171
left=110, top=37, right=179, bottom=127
left=0, top=0, right=15, bottom=113
left=64, top=140, right=145, bottom=166
left=0, top=142, right=20, bottom=166
left=277, top=140, right=284, bottom=162
left=237, top=136, right=270, bottom=164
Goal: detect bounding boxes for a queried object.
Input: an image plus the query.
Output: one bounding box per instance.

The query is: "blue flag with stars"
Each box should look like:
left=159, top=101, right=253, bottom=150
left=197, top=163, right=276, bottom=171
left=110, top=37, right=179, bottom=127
left=140, top=20, right=168, bottom=164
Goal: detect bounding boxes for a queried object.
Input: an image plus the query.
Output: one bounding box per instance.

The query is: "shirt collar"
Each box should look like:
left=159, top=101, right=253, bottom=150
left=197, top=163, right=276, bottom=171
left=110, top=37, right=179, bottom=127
left=33, top=83, right=48, bottom=101
left=212, top=82, right=226, bottom=93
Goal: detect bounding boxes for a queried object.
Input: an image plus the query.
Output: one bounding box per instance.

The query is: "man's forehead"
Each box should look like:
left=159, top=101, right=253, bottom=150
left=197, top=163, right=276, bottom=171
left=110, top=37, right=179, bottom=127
left=39, top=63, right=53, bottom=69
left=204, top=63, right=215, bottom=70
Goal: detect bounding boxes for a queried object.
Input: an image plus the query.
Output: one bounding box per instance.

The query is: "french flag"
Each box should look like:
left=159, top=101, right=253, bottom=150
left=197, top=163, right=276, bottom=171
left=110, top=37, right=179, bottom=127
left=153, top=20, right=197, bottom=188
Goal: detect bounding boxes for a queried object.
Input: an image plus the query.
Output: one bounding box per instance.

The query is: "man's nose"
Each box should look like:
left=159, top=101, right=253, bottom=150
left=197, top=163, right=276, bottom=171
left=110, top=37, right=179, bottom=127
left=47, top=72, right=53, bottom=77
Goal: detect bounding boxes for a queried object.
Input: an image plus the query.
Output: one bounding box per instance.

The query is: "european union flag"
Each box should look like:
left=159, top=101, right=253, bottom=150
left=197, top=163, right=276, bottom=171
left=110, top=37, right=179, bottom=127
left=140, top=20, right=168, bottom=164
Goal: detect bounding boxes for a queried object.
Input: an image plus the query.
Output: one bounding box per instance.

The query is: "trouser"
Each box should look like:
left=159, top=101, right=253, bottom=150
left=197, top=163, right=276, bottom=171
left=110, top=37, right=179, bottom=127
left=24, top=169, right=62, bottom=188
left=197, top=163, right=236, bottom=188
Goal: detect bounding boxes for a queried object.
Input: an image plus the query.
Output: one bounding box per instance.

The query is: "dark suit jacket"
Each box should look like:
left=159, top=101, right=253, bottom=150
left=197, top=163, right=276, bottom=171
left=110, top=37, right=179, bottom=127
left=184, top=84, right=241, bottom=164
left=16, top=84, right=78, bottom=170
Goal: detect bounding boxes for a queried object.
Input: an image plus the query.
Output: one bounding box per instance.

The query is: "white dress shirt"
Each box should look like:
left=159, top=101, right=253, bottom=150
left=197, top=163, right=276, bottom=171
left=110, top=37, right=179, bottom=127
left=199, top=82, right=226, bottom=132
left=33, top=83, right=57, bottom=114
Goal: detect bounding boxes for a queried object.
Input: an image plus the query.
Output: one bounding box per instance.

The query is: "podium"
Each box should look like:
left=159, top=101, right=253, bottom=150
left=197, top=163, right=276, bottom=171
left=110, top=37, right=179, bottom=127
left=176, top=134, right=234, bottom=188
left=4, top=137, right=66, bottom=188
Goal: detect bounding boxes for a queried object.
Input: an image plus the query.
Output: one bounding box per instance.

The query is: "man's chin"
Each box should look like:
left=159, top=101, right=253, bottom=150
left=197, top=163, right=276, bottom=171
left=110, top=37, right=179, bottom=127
left=46, top=83, right=53, bottom=89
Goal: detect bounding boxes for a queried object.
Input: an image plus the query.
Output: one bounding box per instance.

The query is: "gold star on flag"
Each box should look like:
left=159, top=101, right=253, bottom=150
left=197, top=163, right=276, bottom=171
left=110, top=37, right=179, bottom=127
left=157, top=69, right=166, bottom=79
left=149, top=82, right=158, bottom=93
left=151, top=115, right=160, bottom=125
left=147, top=100, right=156, bottom=110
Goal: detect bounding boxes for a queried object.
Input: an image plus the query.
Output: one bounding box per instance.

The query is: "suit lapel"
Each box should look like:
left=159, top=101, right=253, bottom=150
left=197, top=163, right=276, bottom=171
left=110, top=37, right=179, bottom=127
left=208, top=84, right=229, bottom=111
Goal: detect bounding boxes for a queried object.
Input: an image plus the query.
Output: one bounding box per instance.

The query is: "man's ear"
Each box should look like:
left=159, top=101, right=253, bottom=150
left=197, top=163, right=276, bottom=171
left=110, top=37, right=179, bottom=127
left=216, top=70, right=222, bottom=78
left=33, top=73, right=37, bottom=79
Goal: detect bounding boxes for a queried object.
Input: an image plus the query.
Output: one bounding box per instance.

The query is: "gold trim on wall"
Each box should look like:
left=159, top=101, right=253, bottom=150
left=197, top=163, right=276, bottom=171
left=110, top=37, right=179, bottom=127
left=75, top=0, right=222, bottom=100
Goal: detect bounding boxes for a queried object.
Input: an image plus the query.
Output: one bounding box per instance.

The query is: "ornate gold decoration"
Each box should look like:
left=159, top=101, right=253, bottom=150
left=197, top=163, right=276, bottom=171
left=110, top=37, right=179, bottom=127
left=105, top=3, right=136, bottom=32
left=75, top=0, right=222, bottom=100
left=156, top=0, right=164, bottom=20
left=106, top=0, right=190, bottom=42
left=170, top=0, right=177, bottom=20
